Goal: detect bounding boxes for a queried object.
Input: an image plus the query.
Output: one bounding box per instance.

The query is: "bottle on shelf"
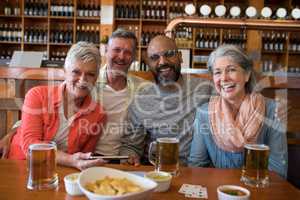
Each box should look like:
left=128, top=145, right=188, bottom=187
left=84, top=1, right=89, bottom=17
left=4, top=0, right=12, bottom=16
left=141, top=29, right=163, bottom=46
left=0, top=50, right=13, bottom=60
left=14, top=0, right=21, bottom=16
left=76, top=24, right=99, bottom=44
left=51, top=50, right=67, bottom=61
left=289, top=35, right=300, bottom=52
left=0, top=23, right=22, bottom=42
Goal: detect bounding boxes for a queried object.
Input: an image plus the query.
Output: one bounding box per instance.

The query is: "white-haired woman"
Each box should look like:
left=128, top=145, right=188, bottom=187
left=8, top=42, right=106, bottom=170
left=188, top=45, right=287, bottom=178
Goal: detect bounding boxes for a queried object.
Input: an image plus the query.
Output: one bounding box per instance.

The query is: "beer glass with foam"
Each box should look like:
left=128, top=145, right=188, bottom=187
left=241, top=144, right=270, bottom=188
left=27, top=142, right=58, bottom=190
left=148, top=137, right=179, bottom=176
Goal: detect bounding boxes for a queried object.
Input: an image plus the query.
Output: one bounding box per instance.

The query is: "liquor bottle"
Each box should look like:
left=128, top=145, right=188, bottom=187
left=145, top=1, right=151, bottom=19
left=81, top=25, right=86, bottom=41
left=151, top=1, right=156, bottom=19
left=76, top=25, right=81, bottom=41
left=119, top=3, right=124, bottom=18
left=4, top=0, right=12, bottom=16
left=269, top=32, right=275, bottom=51
left=129, top=3, right=135, bottom=18
left=96, top=26, right=100, bottom=43
left=88, top=0, right=94, bottom=17
left=92, top=1, right=99, bottom=17
left=84, top=1, right=89, bottom=17
left=123, top=2, right=129, bottom=18
left=57, top=0, right=63, bottom=16
left=14, top=0, right=21, bottom=16
left=134, top=2, right=140, bottom=18
left=77, top=2, right=83, bottom=17
left=115, top=4, right=120, bottom=18
left=33, top=0, right=38, bottom=16
left=141, top=0, right=146, bottom=18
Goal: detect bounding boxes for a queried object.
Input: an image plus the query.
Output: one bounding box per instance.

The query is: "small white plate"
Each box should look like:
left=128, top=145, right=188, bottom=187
left=200, top=4, right=212, bottom=17
left=291, top=7, right=300, bottom=19
left=230, top=6, right=241, bottom=18
left=261, top=7, right=272, bottom=18
left=245, top=6, right=257, bottom=18
left=276, top=8, right=287, bottom=18
left=215, top=5, right=226, bottom=17
left=185, top=3, right=196, bottom=16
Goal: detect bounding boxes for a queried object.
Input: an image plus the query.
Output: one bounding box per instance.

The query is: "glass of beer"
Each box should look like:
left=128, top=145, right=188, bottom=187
left=148, top=137, right=179, bottom=176
left=27, top=142, right=58, bottom=190
left=241, top=144, right=270, bottom=188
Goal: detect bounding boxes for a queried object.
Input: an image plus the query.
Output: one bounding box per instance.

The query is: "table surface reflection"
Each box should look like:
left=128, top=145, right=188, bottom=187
left=0, top=159, right=299, bottom=200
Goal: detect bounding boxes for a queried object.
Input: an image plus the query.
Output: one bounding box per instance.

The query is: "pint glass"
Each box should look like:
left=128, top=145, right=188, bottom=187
left=241, top=144, right=270, bottom=187
left=148, top=137, right=179, bottom=176
left=27, top=142, right=58, bottom=190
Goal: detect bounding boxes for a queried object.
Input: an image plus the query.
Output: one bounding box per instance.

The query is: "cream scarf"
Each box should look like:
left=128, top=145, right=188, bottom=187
left=208, top=93, right=266, bottom=152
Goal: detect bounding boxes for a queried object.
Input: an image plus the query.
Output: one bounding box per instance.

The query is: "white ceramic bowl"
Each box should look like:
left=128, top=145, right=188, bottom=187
left=64, top=173, right=84, bottom=196
left=217, top=185, right=250, bottom=200
left=145, top=171, right=172, bottom=192
left=78, top=167, right=158, bottom=200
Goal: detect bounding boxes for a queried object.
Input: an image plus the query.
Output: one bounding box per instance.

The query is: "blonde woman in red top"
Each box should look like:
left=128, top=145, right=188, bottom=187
left=8, top=42, right=106, bottom=170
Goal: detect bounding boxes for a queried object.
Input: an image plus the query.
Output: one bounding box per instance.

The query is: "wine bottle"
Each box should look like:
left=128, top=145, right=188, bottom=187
left=4, top=0, right=12, bottom=16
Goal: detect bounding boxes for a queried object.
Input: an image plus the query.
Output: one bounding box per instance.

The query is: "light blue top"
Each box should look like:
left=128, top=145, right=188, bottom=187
left=188, top=98, right=288, bottom=178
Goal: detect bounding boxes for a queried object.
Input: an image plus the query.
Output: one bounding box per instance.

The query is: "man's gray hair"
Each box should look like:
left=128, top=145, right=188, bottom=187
left=207, top=44, right=256, bottom=93
left=64, top=41, right=100, bottom=70
left=108, top=28, right=137, bottom=52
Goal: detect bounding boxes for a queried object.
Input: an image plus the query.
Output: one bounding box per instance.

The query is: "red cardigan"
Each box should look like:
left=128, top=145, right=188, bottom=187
left=9, top=83, right=106, bottom=159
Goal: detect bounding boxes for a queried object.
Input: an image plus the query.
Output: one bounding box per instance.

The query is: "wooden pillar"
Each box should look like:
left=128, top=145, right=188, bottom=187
left=246, top=0, right=264, bottom=73
left=101, top=0, right=114, bottom=40
left=100, top=0, right=114, bottom=66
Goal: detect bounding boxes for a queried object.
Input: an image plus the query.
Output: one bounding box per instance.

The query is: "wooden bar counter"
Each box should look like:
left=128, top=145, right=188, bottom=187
left=0, top=159, right=299, bottom=200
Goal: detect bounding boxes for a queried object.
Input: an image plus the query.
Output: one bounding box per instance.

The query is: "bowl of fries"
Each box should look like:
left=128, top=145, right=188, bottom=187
left=78, top=167, right=158, bottom=200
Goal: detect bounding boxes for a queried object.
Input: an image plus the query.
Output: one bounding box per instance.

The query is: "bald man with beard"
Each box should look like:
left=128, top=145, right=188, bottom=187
left=120, top=35, right=215, bottom=166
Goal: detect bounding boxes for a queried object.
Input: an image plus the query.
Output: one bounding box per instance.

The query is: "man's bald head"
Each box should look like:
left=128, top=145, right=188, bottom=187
left=147, top=35, right=177, bottom=56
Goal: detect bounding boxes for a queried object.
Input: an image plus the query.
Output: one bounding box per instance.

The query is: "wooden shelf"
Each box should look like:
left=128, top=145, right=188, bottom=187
left=24, top=15, right=48, bottom=19
left=288, top=51, right=300, bottom=55
left=49, top=16, right=74, bottom=20
left=76, top=17, right=101, bottom=21
left=262, top=50, right=287, bottom=54
left=23, top=42, right=47, bottom=45
left=194, top=48, right=215, bottom=51
left=49, top=43, right=72, bottom=46
left=0, top=15, right=21, bottom=18
left=142, top=19, right=167, bottom=24
left=115, top=18, right=140, bottom=22
left=0, top=41, right=21, bottom=44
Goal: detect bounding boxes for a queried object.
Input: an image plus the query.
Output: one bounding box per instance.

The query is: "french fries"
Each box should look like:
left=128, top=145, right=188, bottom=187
left=85, top=176, right=143, bottom=196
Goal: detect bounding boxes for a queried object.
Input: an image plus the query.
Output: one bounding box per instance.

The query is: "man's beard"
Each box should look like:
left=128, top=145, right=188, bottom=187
left=152, top=64, right=181, bottom=86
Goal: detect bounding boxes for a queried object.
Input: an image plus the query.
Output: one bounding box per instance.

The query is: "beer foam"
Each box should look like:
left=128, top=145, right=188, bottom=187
left=157, top=137, right=179, bottom=143
left=244, top=144, right=269, bottom=151
left=30, top=143, right=56, bottom=150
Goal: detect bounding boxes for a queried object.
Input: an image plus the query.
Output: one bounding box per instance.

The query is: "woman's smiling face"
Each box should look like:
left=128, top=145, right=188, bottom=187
left=212, top=56, right=250, bottom=104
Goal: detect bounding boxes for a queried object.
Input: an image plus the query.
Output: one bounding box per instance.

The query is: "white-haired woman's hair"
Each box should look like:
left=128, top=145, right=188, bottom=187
left=64, top=41, right=100, bottom=70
